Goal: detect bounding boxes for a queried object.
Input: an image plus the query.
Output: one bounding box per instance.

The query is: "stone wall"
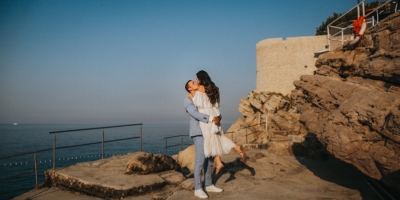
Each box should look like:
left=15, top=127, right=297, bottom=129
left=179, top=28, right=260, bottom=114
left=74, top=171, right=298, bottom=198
left=255, top=36, right=327, bottom=95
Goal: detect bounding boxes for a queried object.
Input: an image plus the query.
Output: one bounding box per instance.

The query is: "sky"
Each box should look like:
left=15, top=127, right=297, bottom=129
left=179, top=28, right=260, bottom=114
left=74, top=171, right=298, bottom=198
left=0, top=0, right=372, bottom=124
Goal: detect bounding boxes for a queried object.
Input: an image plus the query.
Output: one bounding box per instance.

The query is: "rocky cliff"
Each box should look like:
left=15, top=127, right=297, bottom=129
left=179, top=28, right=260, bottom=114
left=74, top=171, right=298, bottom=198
left=228, top=12, right=400, bottom=191
left=292, top=12, right=400, bottom=191
left=226, top=91, right=327, bottom=159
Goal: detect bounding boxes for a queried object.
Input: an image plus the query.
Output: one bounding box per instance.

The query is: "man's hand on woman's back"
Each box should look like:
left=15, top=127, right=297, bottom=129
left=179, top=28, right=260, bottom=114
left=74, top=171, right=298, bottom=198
left=213, top=116, right=221, bottom=125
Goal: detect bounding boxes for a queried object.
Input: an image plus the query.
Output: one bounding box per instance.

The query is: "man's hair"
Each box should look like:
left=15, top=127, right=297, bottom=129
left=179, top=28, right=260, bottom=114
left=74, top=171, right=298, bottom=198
left=185, top=80, right=191, bottom=93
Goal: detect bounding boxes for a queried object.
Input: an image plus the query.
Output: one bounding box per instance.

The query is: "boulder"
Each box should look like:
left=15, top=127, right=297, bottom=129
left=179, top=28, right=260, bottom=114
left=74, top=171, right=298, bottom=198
left=258, top=92, right=270, bottom=103
left=238, top=98, right=254, bottom=116
left=176, top=145, right=196, bottom=172
left=244, top=112, right=261, bottom=125
left=228, top=90, right=312, bottom=152
left=264, top=95, right=282, bottom=114
left=125, top=152, right=181, bottom=175
left=248, top=95, right=263, bottom=110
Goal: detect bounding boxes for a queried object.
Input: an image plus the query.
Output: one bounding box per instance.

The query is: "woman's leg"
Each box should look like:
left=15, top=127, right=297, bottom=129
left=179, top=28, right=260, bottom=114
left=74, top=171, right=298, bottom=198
left=214, top=155, right=224, bottom=174
left=233, top=145, right=241, bottom=153
left=233, top=145, right=247, bottom=163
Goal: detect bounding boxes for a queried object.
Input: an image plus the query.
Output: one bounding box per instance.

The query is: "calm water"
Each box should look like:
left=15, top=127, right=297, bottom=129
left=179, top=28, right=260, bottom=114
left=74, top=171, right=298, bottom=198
left=0, top=123, right=232, bottom=199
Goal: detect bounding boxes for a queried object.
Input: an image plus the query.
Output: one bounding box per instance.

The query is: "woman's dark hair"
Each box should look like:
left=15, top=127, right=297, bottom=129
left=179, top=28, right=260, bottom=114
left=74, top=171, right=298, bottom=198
left=196, top=70, right=220, bottom=105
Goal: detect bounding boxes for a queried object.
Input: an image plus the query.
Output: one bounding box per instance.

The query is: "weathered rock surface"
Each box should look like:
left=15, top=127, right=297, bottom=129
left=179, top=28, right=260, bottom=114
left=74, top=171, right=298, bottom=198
left=159, top=171, right=185, bottom=184
left=292, top=12, right=400, bottom=191
left=43, top=153, right=182, bottom=199
left=227, top=90, right=324, bottom=157
left=176, top=145, right=196, bottom=172
left=125, top=152, right=181, bottom=175
left=21, top=149, right=380, bottom=200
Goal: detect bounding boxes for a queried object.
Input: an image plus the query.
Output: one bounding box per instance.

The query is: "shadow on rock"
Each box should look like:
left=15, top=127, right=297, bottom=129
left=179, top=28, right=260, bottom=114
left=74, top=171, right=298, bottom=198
left=212, top=159, right=255, bottom=184
left=377, top=169, right=400, bottom=199
left=291, top=134, right=382, bottom=200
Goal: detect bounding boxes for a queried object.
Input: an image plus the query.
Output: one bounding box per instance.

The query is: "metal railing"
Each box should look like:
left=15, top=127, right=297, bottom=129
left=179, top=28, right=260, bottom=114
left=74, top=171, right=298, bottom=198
left=0, top=148, right=51, bottom=187
left=240, top=124, right=264, bottom=143
left=164, top=135, right=192, bottom=155
left=327, top=0, right=395, bottom=50
left=224, top=124, right=264, bottom=144
left=0, top=123, right=143, bottom=188
left=50, top=123, right=142, bottom=169
left=225, top=131, right=236, bottom=141
left=163, top=128, right=262, bottom=153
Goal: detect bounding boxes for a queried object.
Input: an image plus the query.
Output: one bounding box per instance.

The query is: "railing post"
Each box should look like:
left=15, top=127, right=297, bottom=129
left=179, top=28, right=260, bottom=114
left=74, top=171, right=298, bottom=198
left=246, top=127, right=248, bottom=144
left=362, top=0, right=365, bottom=16
left=341, top=29, right=344, bottom=45
left=1, top=123, right=144, bottom=192
left=34, top=153, right=38, bottom=188
left=165, top=139, right=168, bottom=155
left=52, top=134, right=56, bottom=169
left=372, top=15, right=375, bottom=26
left=102, top=129, right=104, bottom=159
left=140, top=125, right=142, bottom=152
left=327, top=26, right=330, bottom=51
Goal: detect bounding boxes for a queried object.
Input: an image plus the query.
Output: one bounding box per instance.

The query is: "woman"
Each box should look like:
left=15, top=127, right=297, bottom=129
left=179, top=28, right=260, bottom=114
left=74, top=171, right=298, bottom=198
left=189, top=70, right=246, bottom=174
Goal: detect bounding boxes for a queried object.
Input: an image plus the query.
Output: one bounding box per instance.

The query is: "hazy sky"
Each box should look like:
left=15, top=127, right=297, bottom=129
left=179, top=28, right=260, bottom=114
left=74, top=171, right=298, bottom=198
left=0, top=0, right=368, bottom=124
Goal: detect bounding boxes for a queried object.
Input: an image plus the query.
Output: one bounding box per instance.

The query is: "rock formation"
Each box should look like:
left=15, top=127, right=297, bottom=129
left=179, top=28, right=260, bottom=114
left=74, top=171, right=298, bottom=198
left=176, top=145, right=196, bottom=172
left=291, top=12, right=400, bottom=190
left=229, top=11, right=400, bottom=192
left=125, top=152, right=181, bottom=174
left=227, top=91, right=326, bottom=158
left=44, top=152, right=187, bottom=199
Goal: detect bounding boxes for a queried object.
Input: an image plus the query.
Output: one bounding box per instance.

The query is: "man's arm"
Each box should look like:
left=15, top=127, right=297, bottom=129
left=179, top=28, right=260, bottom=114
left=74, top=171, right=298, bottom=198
left=184, top=97, right=221, bottom=124
left=184, top=97, right=210, bottom=123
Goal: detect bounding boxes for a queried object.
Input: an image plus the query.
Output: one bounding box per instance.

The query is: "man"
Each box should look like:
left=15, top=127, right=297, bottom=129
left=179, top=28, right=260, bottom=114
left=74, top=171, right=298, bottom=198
left=184, top=80, right=223, bottom=199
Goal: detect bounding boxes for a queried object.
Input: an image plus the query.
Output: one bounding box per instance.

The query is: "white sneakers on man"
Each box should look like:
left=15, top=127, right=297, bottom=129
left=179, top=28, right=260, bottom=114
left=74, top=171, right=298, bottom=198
left=205, top=184, right=223, bottom=192
left=194, top=189, right=208, bottom=198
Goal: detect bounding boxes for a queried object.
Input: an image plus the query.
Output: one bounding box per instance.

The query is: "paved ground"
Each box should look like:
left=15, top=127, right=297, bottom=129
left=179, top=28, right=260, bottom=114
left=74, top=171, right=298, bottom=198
left=14, top=149, right=380, bottom=200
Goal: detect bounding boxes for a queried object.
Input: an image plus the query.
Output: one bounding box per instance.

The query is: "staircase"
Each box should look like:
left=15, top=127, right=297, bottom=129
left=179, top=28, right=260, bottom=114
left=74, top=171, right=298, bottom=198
left=316, top=0, right=397, bottom=55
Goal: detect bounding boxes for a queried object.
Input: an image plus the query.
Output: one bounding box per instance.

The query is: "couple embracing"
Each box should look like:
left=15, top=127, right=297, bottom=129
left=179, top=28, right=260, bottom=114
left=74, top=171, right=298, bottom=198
left=184, top=70, right=246, bottom=199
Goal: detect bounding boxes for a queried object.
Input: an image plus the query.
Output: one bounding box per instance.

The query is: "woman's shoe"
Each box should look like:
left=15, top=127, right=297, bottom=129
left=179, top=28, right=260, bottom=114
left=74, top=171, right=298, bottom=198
left=239, top=146, right=247, bottom=163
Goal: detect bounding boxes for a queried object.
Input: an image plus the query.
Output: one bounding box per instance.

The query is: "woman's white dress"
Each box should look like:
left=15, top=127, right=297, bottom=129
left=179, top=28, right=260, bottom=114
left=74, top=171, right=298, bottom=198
left=192, top=91, right=235, bottom=158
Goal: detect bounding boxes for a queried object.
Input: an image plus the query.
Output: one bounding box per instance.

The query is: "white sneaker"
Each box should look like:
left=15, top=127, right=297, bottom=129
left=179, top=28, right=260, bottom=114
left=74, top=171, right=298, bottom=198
left=205, top=184, right=223, bottom=192
left=194, top=189, right=208, bottom=199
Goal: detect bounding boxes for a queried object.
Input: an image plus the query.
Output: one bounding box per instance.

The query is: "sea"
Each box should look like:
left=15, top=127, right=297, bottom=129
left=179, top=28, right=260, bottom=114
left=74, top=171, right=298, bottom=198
left=0, top=123, right=232, bottom=199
